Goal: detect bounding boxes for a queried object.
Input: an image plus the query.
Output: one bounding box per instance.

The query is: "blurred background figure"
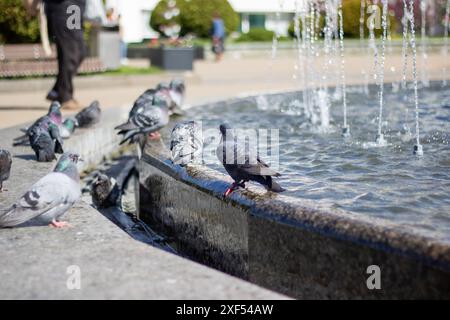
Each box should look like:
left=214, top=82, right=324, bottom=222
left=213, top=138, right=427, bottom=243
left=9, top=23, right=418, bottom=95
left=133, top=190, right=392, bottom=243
left=105, top=7, right=127, bottom=65
left=118, top=14, right=128, bottom=65
left=44, top=0, right=87, bottom=110
left=211, top=12, right=225, bottom=62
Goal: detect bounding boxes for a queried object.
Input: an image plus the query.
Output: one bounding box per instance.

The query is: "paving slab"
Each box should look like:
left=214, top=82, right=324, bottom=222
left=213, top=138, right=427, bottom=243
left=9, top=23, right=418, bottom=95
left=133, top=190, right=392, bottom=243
left=0, top=108, right=287, bottom=300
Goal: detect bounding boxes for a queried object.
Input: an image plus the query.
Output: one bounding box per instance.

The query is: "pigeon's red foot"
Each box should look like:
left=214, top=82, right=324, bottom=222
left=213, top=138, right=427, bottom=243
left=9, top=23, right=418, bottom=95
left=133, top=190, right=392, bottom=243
left=49, top=220, right=70, bottom=228
left=224, top=187, right=234, bottom=197
left=224, top=181, right=246, bottom=197
left=148, top=132, right=161, bottom=140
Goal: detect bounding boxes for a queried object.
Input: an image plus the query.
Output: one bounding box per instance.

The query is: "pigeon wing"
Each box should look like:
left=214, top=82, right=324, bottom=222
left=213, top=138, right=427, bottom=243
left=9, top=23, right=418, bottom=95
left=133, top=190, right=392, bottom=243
left=0, top=173, right=80, bottom=227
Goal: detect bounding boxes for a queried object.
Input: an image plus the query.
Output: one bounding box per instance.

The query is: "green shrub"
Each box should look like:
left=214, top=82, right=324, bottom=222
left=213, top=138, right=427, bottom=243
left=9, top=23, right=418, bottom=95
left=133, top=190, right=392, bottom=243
left=287, top=0, right=397, bottom=39
left=150, top=0, right=239, bottom=38
left=0, top=0, right=40, bottom=43
left=150, top=0, right=185, bottom=37
left=236, top=28, right=275, bottom=42
left=342, top=0, right=397, bottom=38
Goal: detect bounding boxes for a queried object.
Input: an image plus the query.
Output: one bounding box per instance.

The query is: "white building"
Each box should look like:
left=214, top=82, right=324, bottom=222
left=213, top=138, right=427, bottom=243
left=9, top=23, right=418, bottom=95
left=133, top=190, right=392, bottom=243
left=229, top=0, right=299, bottom=36
left=106, top=0, right=301, bottom=43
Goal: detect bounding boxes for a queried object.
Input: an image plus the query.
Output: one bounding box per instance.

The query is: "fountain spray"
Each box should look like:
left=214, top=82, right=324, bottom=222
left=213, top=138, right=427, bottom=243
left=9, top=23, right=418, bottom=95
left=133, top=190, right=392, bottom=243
left=408, top=0, right=424, bottom=156
left=443, top=0, right=450, bottom=87
left=401, top=0, right=409, bottom=92
left=375, top=0, right=388, bottom=146
left=369, top=0, right=380, bottom=88
left=419, top=0, right=429, bottom=87
left=360, top=0, right=369, bottom=95
left=338, top=0, right=350, bottom=138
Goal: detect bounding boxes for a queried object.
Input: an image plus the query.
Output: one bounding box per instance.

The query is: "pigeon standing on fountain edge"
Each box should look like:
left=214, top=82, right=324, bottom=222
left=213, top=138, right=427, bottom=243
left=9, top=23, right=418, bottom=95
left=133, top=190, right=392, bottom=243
left=29, top=117, right=64, bottom=162
left=0, top=152, right=82, bottom=228
left=216, top=123, right=284, bottom=197
left=170, top=121, right=203, bottom=166
left=59, top=118, right=78, bottom=139
left=0, top=149, right=12, bottom=192
left=115, top=90, right=170, bottom=146
left=75, top=100, right=101, bottom=128
left=13, top=101, right=63, bottom=146
left=129, top=89, right=158, bottom=118
left=156, top=79, right=186, bottom=116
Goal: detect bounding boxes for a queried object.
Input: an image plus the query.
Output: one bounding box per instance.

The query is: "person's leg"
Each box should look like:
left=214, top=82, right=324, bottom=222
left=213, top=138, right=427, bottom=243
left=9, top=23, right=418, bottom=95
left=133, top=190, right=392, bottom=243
left=50, top=0, right=85, bottom=105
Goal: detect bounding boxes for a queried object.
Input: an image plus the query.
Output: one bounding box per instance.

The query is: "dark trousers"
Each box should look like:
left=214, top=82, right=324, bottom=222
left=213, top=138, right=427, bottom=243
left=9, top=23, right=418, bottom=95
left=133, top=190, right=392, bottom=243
left=46, top=0, right=86, bottom=103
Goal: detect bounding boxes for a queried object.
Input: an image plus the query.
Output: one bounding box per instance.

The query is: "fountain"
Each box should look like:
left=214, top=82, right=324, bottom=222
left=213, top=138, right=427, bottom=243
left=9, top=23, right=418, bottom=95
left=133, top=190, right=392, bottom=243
left=337, top=0, right=350, bottom=137
left=408, top=0, right=424, bottom=156
left=136, top=0, right=450, bottom=300
left=420, top=0, right=430, bottom=87
left=443, top=0, right=450, bottom=86
left=374, top=0, right=389, bottom=146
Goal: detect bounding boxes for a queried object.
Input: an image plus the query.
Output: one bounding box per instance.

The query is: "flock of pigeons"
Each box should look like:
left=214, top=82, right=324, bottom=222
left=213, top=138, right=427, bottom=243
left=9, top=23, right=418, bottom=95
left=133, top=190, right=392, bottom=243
left=0, top=79, right=283, bottom=229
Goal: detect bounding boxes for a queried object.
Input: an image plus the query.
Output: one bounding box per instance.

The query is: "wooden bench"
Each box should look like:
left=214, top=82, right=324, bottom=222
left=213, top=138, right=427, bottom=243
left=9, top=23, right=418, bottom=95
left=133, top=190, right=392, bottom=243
left=0, top=44, right=106, bottom=78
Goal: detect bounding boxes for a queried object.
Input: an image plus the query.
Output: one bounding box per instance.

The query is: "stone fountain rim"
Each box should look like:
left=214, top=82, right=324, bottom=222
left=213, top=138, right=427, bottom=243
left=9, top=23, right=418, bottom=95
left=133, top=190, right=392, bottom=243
left=143, top=81, right=450, bottom=272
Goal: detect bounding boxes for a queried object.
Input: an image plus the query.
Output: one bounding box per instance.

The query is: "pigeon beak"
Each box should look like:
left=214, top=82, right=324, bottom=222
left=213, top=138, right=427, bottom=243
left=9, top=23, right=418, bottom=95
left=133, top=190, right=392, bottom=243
left=78, top=157, right=84, bottom=162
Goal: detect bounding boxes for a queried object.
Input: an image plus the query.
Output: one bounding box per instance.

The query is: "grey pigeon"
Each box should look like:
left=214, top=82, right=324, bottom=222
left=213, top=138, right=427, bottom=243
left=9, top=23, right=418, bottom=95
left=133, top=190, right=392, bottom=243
left=59, top=118, right=78, bottom=139
left=216, top=123, right=284, bottom=197
left=0, top=149, right=12, bottom=192
left=170, top=121, right=203, bottom=166
left=0, top=152, right=82, bottom=228
left=13, top=101, right=63, bottom=146
left=75, top=100, right=101, bottom=128
left=28, top=117, right=64, bottom=162
left=90, top=173, right=120, bottom=208
left=129, top=89, right=158, bottom=118
left=156, top=80, right=185, bottom=116
left=115, top=91, right=170, bottom=146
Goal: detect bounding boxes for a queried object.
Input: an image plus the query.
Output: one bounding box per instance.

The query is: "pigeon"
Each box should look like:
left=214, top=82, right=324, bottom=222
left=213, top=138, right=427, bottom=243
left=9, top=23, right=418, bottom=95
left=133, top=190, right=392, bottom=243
left=28, top=117, right=64, bottom=162
left=59, top=118, right=78, bottom=139
left=156, top=80, right=185, bottom=116
left=0, top=149, right=12, bottom=192
left=13, top=101, right=63, bottom=146
left=116, top=91, right=170, bottom=146
left=170, top=121, right=203, bottom=166
left=90, top=173, right=120, bottom=208
left=129, top=89, right=158, bottom=118
left=216, top=123, right=284, bottom=197
left=75, top=100, right=101, bottom=128
left=0, top=152, right=82, bottom=228
left=169, top=79, right=186, bottom=108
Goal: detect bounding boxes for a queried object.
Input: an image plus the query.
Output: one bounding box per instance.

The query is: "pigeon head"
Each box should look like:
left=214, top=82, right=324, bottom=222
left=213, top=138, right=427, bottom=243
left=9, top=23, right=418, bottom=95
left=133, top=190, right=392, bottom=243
left=93, top=173, right=110, bottom=186
left=144, top=88, right=157, bottom=95
left=54, top=152, right=82, bottom=174
left=48, top=101, right=61, bottom=115
left=63, top=118, right=77, bottom=131
left=153, top=91, right=170, bottom=108
left=48, top=101, right=62, bottom=124
left=156, top=82, right=170, bottom=91
left=89, top=100, right=100, bottom=109
left=169, top=79, right=185, bottom=94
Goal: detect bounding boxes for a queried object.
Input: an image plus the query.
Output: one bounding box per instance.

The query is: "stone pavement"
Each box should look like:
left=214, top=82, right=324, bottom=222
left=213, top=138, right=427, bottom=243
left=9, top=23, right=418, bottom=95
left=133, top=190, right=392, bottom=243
left=0, top=48, right=449, bottom=129
left=0, top=109, right=287, bottom=299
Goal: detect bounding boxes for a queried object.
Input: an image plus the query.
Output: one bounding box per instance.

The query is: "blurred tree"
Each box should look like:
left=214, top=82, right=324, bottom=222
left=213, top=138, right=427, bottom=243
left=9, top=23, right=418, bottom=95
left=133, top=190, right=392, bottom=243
left=342, top=0, right=397, bottom=38
left=150, top=0, right=238, bottom=38
left=287, top=0, right=396, bottom=39
left=0, top=0, right=40, bottom=43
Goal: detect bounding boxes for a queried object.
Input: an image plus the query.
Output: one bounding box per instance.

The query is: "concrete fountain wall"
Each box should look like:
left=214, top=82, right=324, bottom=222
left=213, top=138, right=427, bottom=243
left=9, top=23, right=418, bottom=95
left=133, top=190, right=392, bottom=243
left=138, top=91, right=450, bottom=300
